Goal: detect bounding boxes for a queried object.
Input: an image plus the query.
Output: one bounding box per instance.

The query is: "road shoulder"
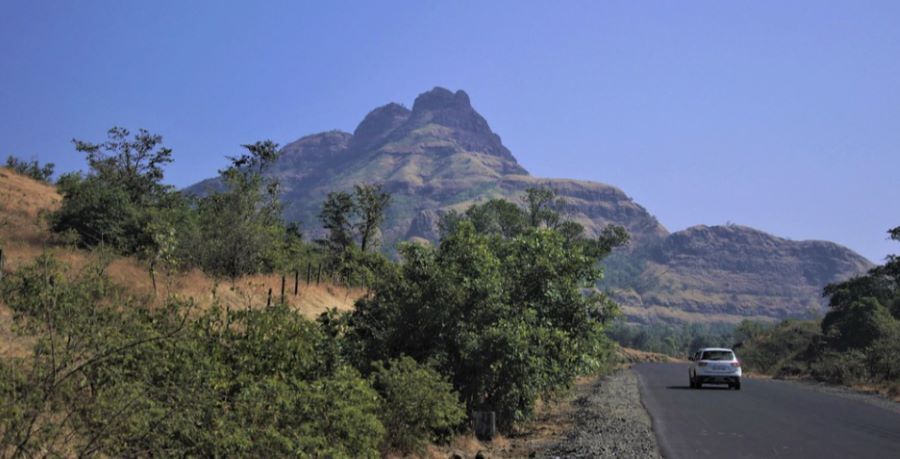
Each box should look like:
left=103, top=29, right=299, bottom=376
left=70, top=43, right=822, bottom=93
left=540, top=369, right=662, bottom=458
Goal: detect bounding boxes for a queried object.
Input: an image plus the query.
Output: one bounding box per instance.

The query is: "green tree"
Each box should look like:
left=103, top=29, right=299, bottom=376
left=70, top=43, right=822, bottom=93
left=353, top=184, right=392, bottom=252
left=821, top=297, right=895, bottom=351
left=52, top=172, right=145, bottom=250
left=73, top=127, right=173, bottom=204
left=524, top=186, right=566, bottom=229
left=51, top=127, right=184, bottom=255
left=195, top=141, right=284, bottom=279
left=593, top=224, right=631, bottom=258
left=464, top=199, right=528, bottom=239
left=346, top=215, right=620, bottom=430
left=320, top=191, right=356, bottom=258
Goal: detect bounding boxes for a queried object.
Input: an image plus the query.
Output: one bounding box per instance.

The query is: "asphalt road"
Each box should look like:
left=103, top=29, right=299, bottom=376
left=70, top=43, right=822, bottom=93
left=633, top=363, right=900, bottom=459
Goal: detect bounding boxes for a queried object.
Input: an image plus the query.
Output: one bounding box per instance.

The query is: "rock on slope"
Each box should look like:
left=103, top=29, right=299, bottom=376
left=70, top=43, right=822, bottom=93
left=187, top=87, right=871, bottom=322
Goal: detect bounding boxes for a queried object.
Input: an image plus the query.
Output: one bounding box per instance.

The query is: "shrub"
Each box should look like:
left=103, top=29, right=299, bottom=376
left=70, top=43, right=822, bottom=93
left=0, top=254, right=385, bottom=457
left=738, top=320, right=820, bottom=374
left=371, top=356, right=465, bottom=455
left=346, top=219, right=619, bottom=431
left=864, top=328, right=900, bottom=383
left=821, top=297, right=895, bottom=351
left=4, top=155, right=54, bottom=182
left=48, top=128, right=205, bottom=261
left=51, top=173, right=146, bottom=251
left=810, top=349, right=870, bottom=385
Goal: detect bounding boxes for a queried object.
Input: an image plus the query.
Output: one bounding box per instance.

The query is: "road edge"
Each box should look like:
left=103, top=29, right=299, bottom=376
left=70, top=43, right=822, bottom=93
left=633, top=364, right=677, bottom=459
left=539, top=367, right=662, bottom=458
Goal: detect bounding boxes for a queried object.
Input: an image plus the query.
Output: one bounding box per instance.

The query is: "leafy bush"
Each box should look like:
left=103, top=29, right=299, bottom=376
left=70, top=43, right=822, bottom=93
left=0, top=254, right=385, bottom=457
left=821, top=297, right=895, bottom=351
left=52, top=172, right=147, bottom=250
left=737, top=320, right=819, bottom=374
left=371, top=356, right=465, bottom=455
left=865, top=329, right=900, bottom=382
left=50, top=128, right=184, bottom=255
left=346, top=215, right=620, bottom=431
left=810, top=349, right=870, bottom=385
left=4, top=155, right=54, bottom=182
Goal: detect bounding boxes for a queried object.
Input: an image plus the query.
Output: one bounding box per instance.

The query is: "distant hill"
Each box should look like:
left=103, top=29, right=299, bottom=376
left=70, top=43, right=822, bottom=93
left=606, top=224, right=872, bottom=323
left=186, top=87, right=872, bottom=323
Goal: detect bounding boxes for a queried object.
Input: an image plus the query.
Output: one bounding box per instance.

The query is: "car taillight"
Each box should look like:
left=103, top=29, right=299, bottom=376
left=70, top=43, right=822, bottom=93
left=731, top=361, right=741, bottom=368
left=698, top=362, right=708, bottom=367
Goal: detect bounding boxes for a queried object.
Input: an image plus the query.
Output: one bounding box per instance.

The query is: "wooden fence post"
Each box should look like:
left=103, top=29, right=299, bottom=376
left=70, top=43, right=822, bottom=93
left=306, top=262, right=312, bottom=284
left=280, top=275, right=286, bottom=304
left=294, top=270, right=299, bottom=296
left=267, top=288, right=272, bottom=307
left=316, top=265, right=321, bottom=286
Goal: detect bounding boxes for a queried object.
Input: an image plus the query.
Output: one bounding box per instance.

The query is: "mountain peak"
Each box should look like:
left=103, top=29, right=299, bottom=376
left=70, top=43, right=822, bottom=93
left=184, top=86, right=872, bottom=323
left=412, top=87, right=472, bottom=113
left=400, top=87, right=517, bottom=163
left=351, top=102, right=411, bottom=150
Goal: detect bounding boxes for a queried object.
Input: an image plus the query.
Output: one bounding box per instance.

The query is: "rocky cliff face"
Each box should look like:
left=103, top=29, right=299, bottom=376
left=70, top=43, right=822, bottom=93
left=187, top=87, right=871, bottom=323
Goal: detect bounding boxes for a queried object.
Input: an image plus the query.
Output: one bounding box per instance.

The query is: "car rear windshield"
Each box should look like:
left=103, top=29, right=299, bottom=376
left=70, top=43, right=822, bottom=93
left=701, top=350, right=735, bottom=361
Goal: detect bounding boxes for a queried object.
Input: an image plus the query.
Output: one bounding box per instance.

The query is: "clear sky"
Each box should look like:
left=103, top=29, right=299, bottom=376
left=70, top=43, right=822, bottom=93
left=2, top=1, right=898, bottom=262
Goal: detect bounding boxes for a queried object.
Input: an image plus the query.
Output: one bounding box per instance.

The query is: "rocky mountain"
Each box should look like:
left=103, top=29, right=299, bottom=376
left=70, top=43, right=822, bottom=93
left=189, top=87, right=667, bottom=247
left=187, top=87, right=872, bottom=323
left=606, top=225, right=872, bottom=323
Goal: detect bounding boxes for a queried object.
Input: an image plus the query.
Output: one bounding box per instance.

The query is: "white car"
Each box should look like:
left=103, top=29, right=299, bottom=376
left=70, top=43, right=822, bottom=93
left=689, top=347, right=742, bottom=390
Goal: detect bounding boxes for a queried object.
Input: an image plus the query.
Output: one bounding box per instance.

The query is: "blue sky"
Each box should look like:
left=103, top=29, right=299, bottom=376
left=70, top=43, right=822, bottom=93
left=2, top=1, right=898, bottom=262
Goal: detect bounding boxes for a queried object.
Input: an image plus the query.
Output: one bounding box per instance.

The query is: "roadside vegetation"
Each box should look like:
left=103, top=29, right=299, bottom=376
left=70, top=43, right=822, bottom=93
left=0, top=127, right=628, bottom=457
left=737, top=229, right=900, bottom=396
left=605, top=320, right=742, bottom=357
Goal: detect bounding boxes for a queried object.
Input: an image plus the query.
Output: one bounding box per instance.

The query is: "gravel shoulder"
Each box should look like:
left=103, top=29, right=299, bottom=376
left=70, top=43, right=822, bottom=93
left=539, top=369, right=661, bottom=458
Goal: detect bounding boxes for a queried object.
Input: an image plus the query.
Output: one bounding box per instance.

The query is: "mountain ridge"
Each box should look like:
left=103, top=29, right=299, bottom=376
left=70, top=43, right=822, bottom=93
left=186, top=87, right=871, bottom=322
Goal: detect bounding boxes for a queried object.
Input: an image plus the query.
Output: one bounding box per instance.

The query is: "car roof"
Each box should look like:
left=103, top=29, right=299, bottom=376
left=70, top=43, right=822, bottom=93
left=697, top=347, right=734, bottom=352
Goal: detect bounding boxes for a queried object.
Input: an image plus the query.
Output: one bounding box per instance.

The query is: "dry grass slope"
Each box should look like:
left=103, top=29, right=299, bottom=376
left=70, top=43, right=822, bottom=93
left=0, top=167, right=362, bottom=360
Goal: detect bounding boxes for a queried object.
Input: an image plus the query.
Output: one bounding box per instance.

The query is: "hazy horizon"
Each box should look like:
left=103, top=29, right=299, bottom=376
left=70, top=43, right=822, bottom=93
left=2, top=1, right=897, bottom=262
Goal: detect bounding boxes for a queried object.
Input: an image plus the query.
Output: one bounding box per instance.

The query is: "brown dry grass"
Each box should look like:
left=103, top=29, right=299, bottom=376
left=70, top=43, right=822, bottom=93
left=0, top=167, right=362, bottom=361
left=617, top=346, right=681, bottom=364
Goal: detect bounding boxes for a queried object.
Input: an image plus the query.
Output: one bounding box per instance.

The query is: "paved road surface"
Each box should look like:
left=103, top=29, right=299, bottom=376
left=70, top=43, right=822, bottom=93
left=634, top=363, right=900, bottom=459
